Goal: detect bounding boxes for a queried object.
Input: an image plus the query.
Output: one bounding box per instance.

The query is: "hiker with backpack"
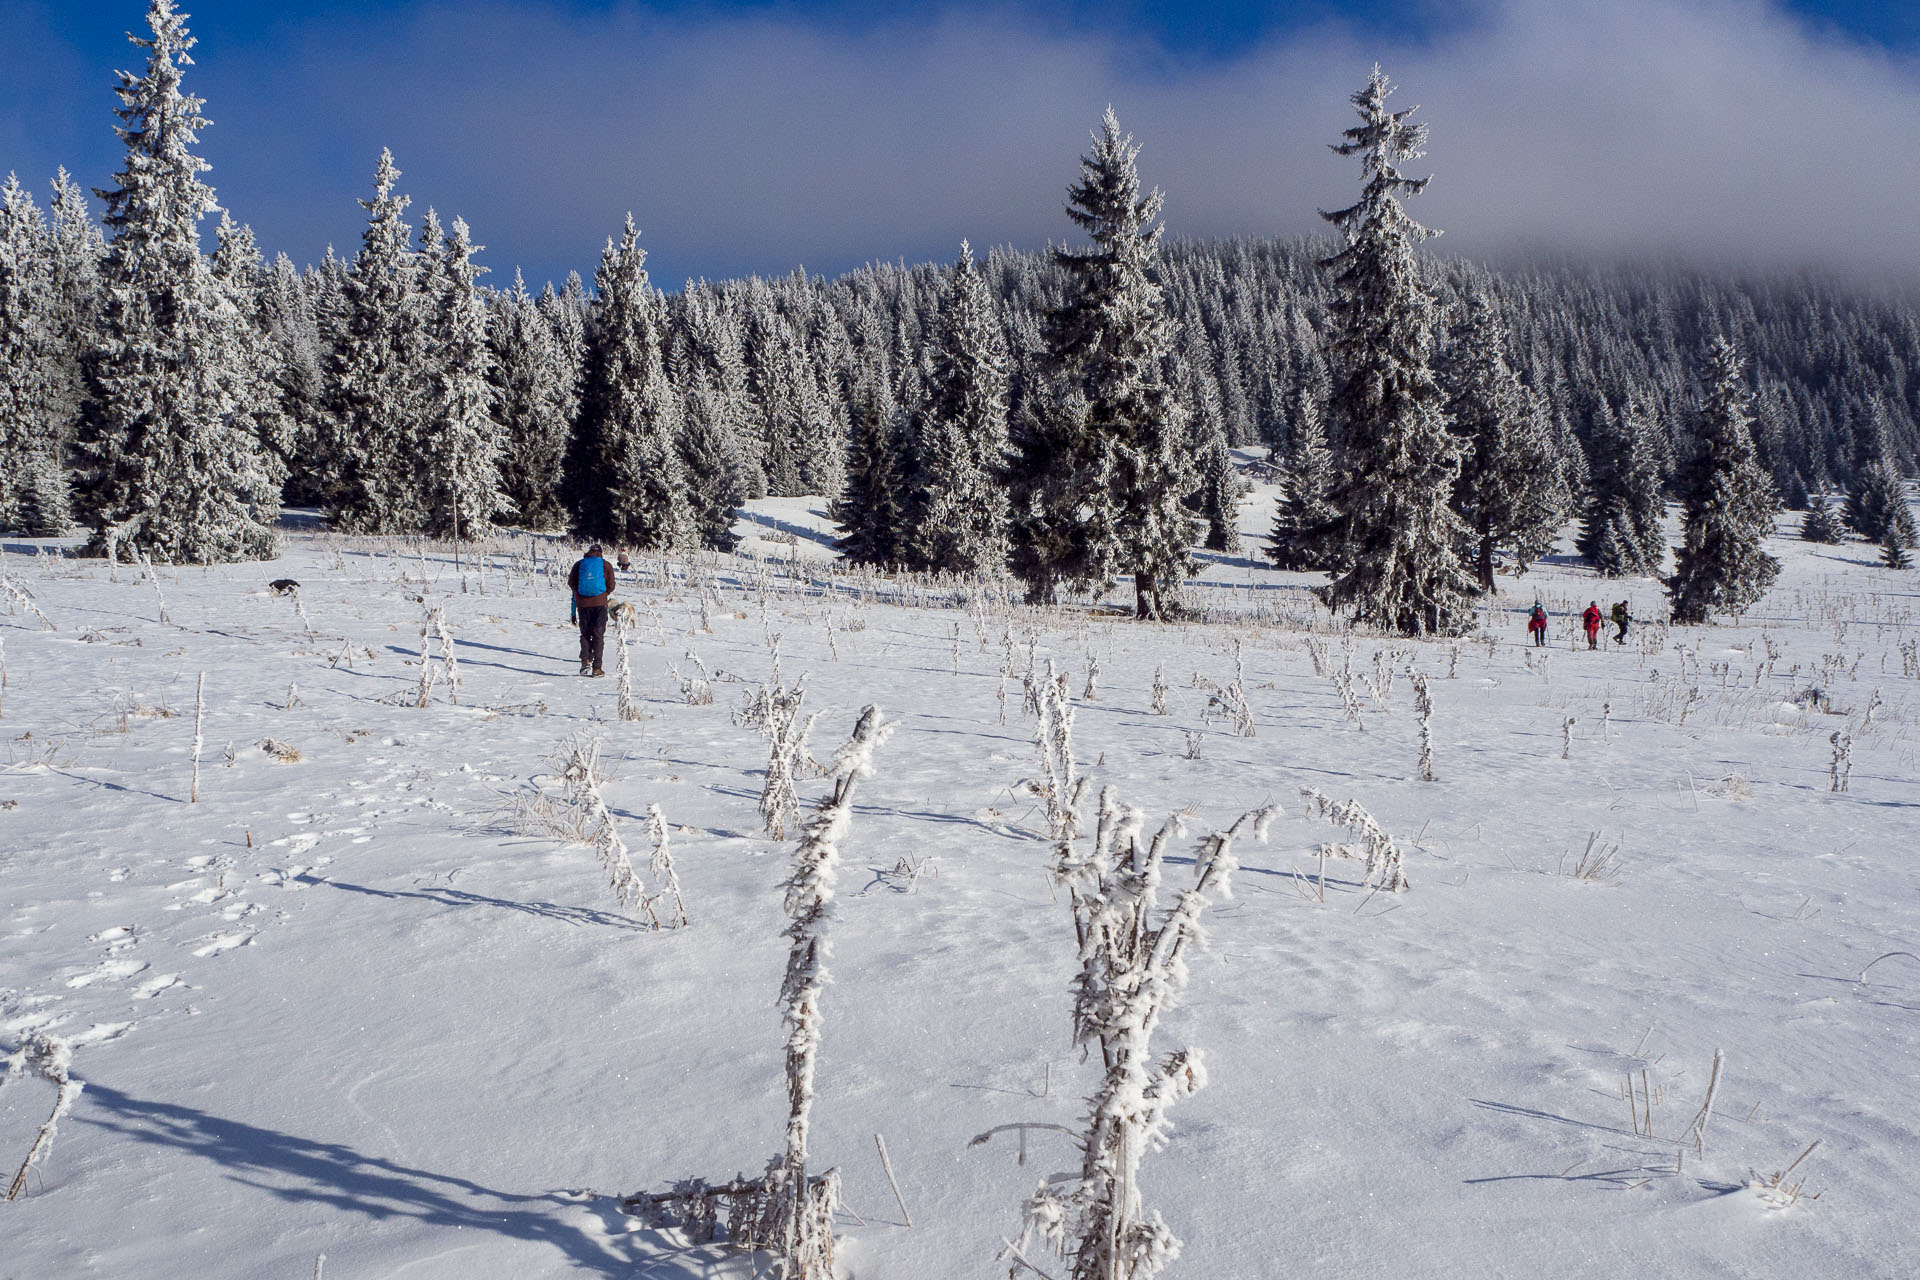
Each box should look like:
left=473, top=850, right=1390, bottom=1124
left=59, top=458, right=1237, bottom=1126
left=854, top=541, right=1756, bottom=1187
left=1611, top=600, right=1630, bottom=645
left=1527, top=603, right=1548, bottom=647
left=1582, top=601, right=1603, bottom=650
left=568, top=544, right=616, bottom=677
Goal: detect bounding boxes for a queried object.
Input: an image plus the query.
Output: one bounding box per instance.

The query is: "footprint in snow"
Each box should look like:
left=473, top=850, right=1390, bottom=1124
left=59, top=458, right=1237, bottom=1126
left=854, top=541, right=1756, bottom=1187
left=192, top=930, right=255, bottom=958
left=133, top=973, right=181, bottom=999
left=67, top=958, right=150, bottom=988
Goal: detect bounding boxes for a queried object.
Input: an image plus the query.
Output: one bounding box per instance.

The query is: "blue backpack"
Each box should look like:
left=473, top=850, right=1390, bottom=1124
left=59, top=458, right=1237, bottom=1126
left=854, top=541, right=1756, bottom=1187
left=576, top=556, right=607, bottom=597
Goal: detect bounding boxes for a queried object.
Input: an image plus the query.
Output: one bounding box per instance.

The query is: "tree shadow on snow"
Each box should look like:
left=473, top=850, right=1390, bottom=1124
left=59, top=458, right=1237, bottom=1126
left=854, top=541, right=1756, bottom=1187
left=301, top=876, right=655, bottom=931
left=77, top=1081, right=735, bottom=1276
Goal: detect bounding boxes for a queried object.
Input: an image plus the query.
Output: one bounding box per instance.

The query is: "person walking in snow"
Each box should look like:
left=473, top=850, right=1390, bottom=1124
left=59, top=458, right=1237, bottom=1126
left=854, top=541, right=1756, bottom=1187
left=1582, top=601, right=1603, bottom=650
left=568, top=543, right=616, bottom=677
left=1527, top=603, right=1548, bottom=647
left=1611, top=600, right=1630, bottom=646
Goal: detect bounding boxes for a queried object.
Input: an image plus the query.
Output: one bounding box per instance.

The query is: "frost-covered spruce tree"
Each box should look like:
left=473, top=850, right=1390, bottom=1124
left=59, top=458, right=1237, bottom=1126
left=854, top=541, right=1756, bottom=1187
left=209, top=213, right=293, bottom=501
left=1578, top=398, right=1668, bottom=576
left=1882, top=525, right=1913, bottom=569
left=490, top=271, right=571, bottom=531
left=680, top=282, right=764, bottom=498
left=906, top=241, right=1011, bottom=575
left=75, top=0, right=278, bottom=563
left=420, top=215, right=505, bottom=541
left=325, top=149, right=428, bottom=533
left=0, top=174, right=69, bottom=534
left=830, top=363, right=909, bottom=566
left=1192, top=411, right=1245, bottom=553
left=677, top=380, right=746, bottom=551
left=1441, top=290, right=1568, bottom=589
left=1799, top=494, right=1845, bottom=544
left=42, top=169, right=104, bottom=457
left=1845, top=455, right=1915, bottom=548
left=541, top=273, right=590, bottom=451
left=1667, top=338, right=1780, bottom=624
left=1267, top=393, right=1335, bottom=570
left=1011, top=108, right=1196, bottom=617
left=1317, top=68, right=1473, bottom=634
left=571, top=215, right=692, bottom=549
left=260, top=252, right=329, bottom=506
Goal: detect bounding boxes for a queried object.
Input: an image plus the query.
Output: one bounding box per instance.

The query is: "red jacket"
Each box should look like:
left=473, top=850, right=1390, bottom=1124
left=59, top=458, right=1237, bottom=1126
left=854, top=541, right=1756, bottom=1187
left=1582, top=605, right=1602, bottom=632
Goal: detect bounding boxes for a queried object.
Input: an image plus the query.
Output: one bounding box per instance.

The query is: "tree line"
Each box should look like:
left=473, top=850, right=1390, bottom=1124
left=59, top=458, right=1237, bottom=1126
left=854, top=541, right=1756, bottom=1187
left=2, top=1, right=1915, bottom=631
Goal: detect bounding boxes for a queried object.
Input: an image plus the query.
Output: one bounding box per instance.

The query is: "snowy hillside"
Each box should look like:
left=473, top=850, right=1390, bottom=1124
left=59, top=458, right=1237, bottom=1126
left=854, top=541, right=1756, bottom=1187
left=3, top=498, right=1917, bottom=1279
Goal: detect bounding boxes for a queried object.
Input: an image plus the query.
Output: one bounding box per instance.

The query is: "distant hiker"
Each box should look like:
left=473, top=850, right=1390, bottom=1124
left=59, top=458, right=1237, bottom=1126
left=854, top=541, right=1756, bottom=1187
left=616, top=550, right=632, bottom=572
left=568, top=544, right=616, bottom=677
left=1611, top=600, right=1630, bottom=645
left=1582, top=601, right=1602, bottom=650
left=1527, top=603, right=1548, bottom=647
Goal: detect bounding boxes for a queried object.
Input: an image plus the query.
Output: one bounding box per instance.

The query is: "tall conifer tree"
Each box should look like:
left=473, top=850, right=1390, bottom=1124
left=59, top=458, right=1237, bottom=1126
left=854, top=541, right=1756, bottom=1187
left=1667, top=338, right=1780, bottom=623
left=492, top=271, right=571, bottom=530
left=1267, top=394, right=1335, bottom=570
left=421, top=216, right=505, bottom=541
left=1317, top=67, right=1472, bottom=633
left=77, top=0, right=277, bottom=562
left=832, top=364, right=909, bottom=566
left=572, top=215, right=691, bottom=549
left=0, top=175, right=70, bottom=533
left=1010, top=108, right=1194, bottom=617
left=1578, top=398, right=1668, bottom=576
left=210, top=213, right=293, bottom=500
left=1441, top=291, right=1568, bottom=589
left=907, top=242, right=1011, bottom=575
left=326, top=150, right=426, bottom=532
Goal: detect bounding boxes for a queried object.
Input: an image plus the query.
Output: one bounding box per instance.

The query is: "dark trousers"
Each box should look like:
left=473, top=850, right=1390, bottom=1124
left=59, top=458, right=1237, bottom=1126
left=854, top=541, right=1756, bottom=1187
left=1615, top=621, right=1629, bottom=644
left=577, top=604, right=607, bottom=670
left=1531, top=628, right=1545, bottom=647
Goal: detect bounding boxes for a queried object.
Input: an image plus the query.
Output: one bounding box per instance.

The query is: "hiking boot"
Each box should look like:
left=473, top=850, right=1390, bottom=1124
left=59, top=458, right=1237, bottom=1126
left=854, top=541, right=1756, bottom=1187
left=580, top=663, right=593, bottom=676
left=591, top=666, right=606, bottom=678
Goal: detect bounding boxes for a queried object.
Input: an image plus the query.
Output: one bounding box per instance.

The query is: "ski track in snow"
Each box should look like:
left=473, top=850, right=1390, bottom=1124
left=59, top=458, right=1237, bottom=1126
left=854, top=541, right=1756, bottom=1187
left=1, top=494, right=1918, bottom=1278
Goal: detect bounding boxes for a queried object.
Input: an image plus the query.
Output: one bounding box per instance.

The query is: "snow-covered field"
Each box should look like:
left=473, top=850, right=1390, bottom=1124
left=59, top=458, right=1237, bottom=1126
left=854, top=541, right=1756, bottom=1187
left=3, top=492, right=1917, bottom=1278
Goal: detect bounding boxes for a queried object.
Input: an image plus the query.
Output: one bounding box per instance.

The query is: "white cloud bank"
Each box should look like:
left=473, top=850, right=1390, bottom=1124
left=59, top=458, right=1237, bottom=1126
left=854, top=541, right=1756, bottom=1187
left=103, top=0, right=1920, bottom=283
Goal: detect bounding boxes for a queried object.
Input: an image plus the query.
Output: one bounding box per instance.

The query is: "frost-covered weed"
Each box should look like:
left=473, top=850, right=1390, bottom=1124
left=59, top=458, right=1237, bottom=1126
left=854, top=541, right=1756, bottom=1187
left=556, top=734, right=661, bottom=926
left=190, top=671, right=205, bottom=803
left=645, top=804, right=688, bottom=928
left=639, top=707, right=892, bottom=1279
left=614, top=609, right=643, bottom=722
left=1299, top=786, right=1409, bottom=891
left=1001, top=785, right=1276, bottom=1280
left=671, top=651, right=714, bottom=705
left=745, top=676, right=819, bottom=840
left=1411, top=672, right=1434, bottom=781
left=0, top=576, right=55, bottom=631
left=4, top=1033, right=84, bottom=1200
left=1828, top=731, right=1852, bottom=792
left=411, top=599, right=458, bottom=707
left=1195, top=643, right=1254, bottom=737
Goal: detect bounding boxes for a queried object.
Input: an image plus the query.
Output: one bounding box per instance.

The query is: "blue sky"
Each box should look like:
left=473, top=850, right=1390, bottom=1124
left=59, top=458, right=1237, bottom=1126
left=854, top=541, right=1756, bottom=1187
left=4, top=1, right=1918, bottom=288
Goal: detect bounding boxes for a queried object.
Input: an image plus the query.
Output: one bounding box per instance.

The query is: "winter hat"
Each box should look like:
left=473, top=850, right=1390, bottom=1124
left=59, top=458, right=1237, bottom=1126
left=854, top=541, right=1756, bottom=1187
left=587, top=544, right=602, bottom=555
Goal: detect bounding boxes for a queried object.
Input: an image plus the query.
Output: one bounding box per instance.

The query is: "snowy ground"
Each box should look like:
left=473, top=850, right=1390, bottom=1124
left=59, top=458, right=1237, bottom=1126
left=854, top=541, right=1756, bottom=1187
left=3, top=487, right=1917, bottom=1279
